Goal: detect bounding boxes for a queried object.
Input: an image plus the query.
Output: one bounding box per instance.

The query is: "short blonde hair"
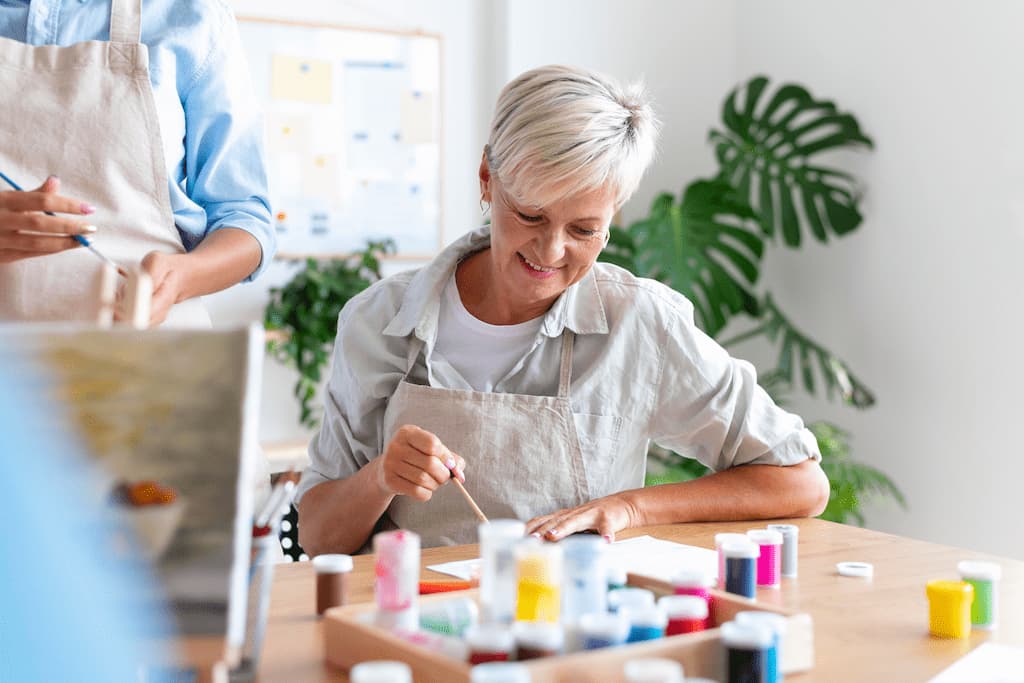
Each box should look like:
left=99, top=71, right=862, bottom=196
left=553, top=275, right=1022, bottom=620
left=485, top=64, right=659, bottom=210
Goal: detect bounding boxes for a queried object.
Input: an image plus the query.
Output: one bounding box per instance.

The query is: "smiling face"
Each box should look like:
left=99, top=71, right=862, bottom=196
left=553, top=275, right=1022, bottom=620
left=464, top=153, right=617, bottom=324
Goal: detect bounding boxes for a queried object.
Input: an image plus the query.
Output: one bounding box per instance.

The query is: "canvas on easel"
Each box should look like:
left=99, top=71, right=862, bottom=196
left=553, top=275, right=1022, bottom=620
left=0, top=324, right=264, bottom=673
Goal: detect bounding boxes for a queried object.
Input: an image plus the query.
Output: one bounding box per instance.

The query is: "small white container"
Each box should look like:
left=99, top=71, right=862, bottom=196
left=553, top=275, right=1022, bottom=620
left=623, top=657, right=684, bottom=683
left=350, top=660, right=412, bottom=683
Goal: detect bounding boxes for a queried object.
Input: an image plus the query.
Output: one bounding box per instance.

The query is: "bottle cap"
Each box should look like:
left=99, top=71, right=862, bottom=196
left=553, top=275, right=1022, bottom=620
left=746, top=529, right=784, bottom=546
left=658, top=595, right=708, bottom=620
left=312, top=554, right=353, bottom=573
left=720, top=620, right=773, bottom=650
left=623, top=657, right=684, bottom=683
left=957, top=560, right=1001, bottom=581
left=350, top=661, right=412, bottom=683
left=836, top=561, right=873, bottom=578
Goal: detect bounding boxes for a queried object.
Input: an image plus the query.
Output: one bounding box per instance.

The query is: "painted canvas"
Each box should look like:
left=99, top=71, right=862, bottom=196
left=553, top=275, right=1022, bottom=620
left=0, top=324, right=262, bottom=658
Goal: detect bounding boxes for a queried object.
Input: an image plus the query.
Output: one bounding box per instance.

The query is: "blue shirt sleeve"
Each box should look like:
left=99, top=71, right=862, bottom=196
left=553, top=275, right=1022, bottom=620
left=179, top=2, right=276, bottom=280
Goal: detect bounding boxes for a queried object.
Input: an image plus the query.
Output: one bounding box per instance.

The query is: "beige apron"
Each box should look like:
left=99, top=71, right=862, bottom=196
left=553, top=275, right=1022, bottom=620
left=382, top=330, right=591, bottom=547
left=0, top=0, right=209, bottom=327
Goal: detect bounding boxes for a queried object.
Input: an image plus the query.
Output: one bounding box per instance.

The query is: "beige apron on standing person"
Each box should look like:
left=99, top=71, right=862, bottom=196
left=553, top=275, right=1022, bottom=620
left=0, top=0, right=210, bottom=327
left=382, top=330, right=591, bottom=547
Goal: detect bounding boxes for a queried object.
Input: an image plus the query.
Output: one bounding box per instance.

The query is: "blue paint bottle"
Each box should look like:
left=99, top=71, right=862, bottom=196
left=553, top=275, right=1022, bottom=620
left=736, top=611, right=788, bottom=683
left=624, top=604, right=667, bottom=642
left=721, top=620, right=773, bottom=683
left=723, top=540, right=760, bottom=599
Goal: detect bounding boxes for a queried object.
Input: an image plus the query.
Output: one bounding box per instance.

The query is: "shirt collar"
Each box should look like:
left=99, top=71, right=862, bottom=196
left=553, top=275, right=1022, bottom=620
left=382, top=225, right=609, bottom=341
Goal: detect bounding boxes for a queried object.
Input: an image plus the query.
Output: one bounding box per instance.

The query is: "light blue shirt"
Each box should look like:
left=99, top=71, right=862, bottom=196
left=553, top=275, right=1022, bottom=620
left=0, top=0, right=275, bottom=279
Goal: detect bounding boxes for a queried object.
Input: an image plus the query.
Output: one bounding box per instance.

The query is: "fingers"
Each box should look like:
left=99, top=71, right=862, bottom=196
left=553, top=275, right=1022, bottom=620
left=398, top=424, right=466, bottom=482
left=527, top=504, right=620, bottom=543
left=381, top=425, right=469, bottom=500
left=0, top=230, right=85, bottom=255
left=0, top=188, right=94, bottom=217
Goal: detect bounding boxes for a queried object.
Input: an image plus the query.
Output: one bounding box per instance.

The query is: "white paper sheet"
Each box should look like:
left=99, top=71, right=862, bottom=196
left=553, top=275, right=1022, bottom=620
left=425, top=535, right=718, bottom=583
left=927, top=643, right=1024, bottom=683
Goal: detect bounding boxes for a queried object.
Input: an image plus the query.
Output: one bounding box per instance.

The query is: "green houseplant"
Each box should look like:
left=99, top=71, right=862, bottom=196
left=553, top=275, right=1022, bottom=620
left=604, top=75, right=904, bottom=524
left=265, top=239, right=395, bottom=429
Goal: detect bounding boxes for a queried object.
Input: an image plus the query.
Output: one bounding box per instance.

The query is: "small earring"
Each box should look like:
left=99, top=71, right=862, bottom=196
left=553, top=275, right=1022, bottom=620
left=480, top=197, right=490, bottom=214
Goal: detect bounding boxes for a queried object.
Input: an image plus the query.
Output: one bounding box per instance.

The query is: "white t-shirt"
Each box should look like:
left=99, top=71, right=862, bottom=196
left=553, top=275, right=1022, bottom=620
left=433, top=272, right=544, bottom=392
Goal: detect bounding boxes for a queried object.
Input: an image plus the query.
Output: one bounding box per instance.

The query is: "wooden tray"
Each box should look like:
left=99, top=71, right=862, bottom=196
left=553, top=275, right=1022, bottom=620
left=324, top=574, right=813, bottom=682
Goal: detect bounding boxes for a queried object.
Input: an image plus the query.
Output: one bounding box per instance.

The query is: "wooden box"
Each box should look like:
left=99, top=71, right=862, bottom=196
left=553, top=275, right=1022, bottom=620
left=324, top=573, right=813, bottom=682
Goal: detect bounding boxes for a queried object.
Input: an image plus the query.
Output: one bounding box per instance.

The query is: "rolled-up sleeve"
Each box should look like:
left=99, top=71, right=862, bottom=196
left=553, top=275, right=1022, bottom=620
left=648, top=304, right=821, bottom=472
left=181, top=6, right=275, bottom=280
left=294, top=286, right=404, bottom=503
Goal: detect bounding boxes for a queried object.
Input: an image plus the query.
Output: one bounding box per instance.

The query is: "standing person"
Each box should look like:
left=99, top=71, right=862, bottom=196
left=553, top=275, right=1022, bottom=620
left=296, top=65, right=829, bottom=555
left=0, top=0, right=275, bottom=326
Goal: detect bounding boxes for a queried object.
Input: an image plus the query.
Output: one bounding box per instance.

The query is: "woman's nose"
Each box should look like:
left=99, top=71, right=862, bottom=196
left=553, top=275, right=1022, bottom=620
left=535, top=228, right=566, bottom=264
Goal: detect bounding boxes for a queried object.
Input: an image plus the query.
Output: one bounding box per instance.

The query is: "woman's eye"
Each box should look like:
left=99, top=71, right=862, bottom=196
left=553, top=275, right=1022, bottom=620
left=517, top=211, right=543, bottom=223
left=574, top=227, right=598, bottom=237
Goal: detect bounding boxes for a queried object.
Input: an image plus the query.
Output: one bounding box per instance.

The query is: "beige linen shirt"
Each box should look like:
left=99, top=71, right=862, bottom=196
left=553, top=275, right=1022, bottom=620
left=295, top=227, right=821, bottom=504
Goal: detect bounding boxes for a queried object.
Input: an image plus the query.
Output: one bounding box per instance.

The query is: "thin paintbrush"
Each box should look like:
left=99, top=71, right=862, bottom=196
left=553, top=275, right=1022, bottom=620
left=0, top=170, right=124, bottom=275
left=451, top=473, right=488, bottom=523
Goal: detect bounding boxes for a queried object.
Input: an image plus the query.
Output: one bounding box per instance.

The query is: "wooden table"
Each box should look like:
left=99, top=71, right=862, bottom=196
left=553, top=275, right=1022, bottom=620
left=258, top=519, right=1024, bottom=682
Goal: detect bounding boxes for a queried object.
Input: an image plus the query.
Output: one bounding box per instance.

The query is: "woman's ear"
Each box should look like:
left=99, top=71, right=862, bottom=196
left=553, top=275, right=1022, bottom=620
left=478, top=148, right=492, bottom=203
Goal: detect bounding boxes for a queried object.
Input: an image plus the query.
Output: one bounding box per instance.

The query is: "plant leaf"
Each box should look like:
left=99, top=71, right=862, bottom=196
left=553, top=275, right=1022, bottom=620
left=624, top=179, right=764, bottom=337
left=710, top=75, right=873, bottom=247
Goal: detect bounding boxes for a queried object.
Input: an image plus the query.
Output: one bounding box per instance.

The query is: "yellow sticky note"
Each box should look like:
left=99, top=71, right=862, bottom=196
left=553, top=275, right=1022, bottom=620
left=271, top=55, right=332, bottom=104
left=399, top=90, right=436, bottom=144
left=303, top=154, right=340, bottom=197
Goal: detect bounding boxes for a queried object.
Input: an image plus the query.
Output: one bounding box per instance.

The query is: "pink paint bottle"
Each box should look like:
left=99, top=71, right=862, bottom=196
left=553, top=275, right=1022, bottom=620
left=670, top=568, right=714, bottom=629
left=747, top=529, right=783, bottom=588
left=373, top=530, right=421, bottom=630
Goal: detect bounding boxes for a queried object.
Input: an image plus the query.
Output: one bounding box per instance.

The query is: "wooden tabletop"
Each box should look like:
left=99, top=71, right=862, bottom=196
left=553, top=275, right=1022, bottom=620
left=257, top=519, right=1024, bottom=682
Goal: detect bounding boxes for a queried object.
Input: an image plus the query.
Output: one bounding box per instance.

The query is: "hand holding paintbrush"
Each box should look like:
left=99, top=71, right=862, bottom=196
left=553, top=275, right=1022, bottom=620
left=0, top=172, right=124, bottom=274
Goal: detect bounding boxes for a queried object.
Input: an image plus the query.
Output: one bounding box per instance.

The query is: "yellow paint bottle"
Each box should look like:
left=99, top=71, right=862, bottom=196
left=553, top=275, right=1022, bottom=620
left=515, top=539, right=562, bottom=623
left=926, top=580, right=974, bottom=639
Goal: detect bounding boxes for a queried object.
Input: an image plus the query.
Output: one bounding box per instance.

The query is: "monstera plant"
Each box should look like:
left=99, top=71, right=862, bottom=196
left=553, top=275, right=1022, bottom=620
left=604, top=76, right=903, bottom=525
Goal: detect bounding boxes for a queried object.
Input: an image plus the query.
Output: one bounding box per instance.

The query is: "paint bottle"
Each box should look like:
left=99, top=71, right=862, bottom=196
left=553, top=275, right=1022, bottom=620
left=479, top=520, right=526, bottom=625
left=579, top=611, right=630, bottom=650
left=736, top=611, right=788, bottom=683
left=715, top=533, right=749, bottom=589
left=470, top=662, right=532, bottom=683
left=723, top=539, right=760, bottom=599
left=607, top=587, right=655, bottom=614
left=350, top=660, right=412, bottom=683
left=562, top=535, right=608, bottom=622
left=515, top=538, right=562, bottom=623
left=312, top=553, right=353, bottom=616
left=957, top=560, right=1001, bottom=630
left=747, top=529, right=783, bottom=588
left=926, top=580, right=974, bottom=639
left=623, top=657, right=685, bottom=683
left=766, top=524, right=799, bottom=578
left=671, top=567, right=714, bottom=629
left=623, top=604, right=668, bottom=642
left=658, top=595, right=708, bottom=635
left=721, top=620, right=773, bottom=683
left=513, top=620, right=564, bottom=660
left=373, top=530, right=420, bottom=631
left=607, top=561, right=628, bottom=592
left=464, top=623, right=515, bottom=664
left=419, top=596, right=479, bottom=637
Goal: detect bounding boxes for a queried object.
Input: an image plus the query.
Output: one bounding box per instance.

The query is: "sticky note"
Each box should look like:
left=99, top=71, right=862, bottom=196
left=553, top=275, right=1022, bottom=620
left=265, top=111, right=313, bottom=154
left=303, top=154, right=340, bottom=197
left=399, top=90, right=436, bottom=144
left=271, top=55, right=333, bottom=104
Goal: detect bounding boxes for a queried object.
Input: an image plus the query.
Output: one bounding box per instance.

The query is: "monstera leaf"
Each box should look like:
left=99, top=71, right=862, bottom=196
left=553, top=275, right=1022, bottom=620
left=710, top=76, right=874, bottom=247
left=624, top=179, right=764, bottom=337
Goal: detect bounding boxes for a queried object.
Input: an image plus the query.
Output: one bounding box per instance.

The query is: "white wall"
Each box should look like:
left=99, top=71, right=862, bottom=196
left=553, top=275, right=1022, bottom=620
left=734, top=0, right=1024, bottom=559
left=499, top=0, right=738, bottom=226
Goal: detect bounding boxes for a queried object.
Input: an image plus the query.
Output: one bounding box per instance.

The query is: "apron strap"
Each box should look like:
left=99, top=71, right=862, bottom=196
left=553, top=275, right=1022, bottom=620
left=556, top=330, right=575, bottom=398
left=109, top=0, right=143, bottom=44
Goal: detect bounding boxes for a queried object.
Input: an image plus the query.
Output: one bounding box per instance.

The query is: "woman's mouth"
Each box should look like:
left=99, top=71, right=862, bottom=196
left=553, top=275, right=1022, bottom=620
left=518, top=253, right=559, bottom=279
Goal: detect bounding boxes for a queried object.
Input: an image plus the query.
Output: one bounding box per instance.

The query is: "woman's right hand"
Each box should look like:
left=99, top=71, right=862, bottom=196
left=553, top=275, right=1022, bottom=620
left=376, top=424, right=467, bottom=502
left=0, top=176, right=97, bottom=264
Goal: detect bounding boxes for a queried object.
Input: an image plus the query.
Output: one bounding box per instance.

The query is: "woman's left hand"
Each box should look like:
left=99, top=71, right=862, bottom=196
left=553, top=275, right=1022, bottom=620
left=525, top=493, right=640, bottom=543
left=115, top=251, right=187, bottom=327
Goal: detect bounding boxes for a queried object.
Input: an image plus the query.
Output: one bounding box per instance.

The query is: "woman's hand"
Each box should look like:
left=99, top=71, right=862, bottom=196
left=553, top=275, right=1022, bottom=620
left=140, top=251, right=186, bottom=326
left=0, top=176, right=97, bottom=264
left=375, top=424, right=467, bottom=502
left=526, top=493, right=641, bottom=543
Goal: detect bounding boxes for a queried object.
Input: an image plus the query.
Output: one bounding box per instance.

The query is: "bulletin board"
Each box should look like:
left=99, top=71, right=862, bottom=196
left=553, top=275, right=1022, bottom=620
left=237, top=17, right=443, bottom=259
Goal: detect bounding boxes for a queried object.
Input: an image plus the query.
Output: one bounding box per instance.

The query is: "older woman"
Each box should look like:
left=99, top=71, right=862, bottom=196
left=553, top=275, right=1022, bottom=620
left=296, top=65, right=828, bottom=555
